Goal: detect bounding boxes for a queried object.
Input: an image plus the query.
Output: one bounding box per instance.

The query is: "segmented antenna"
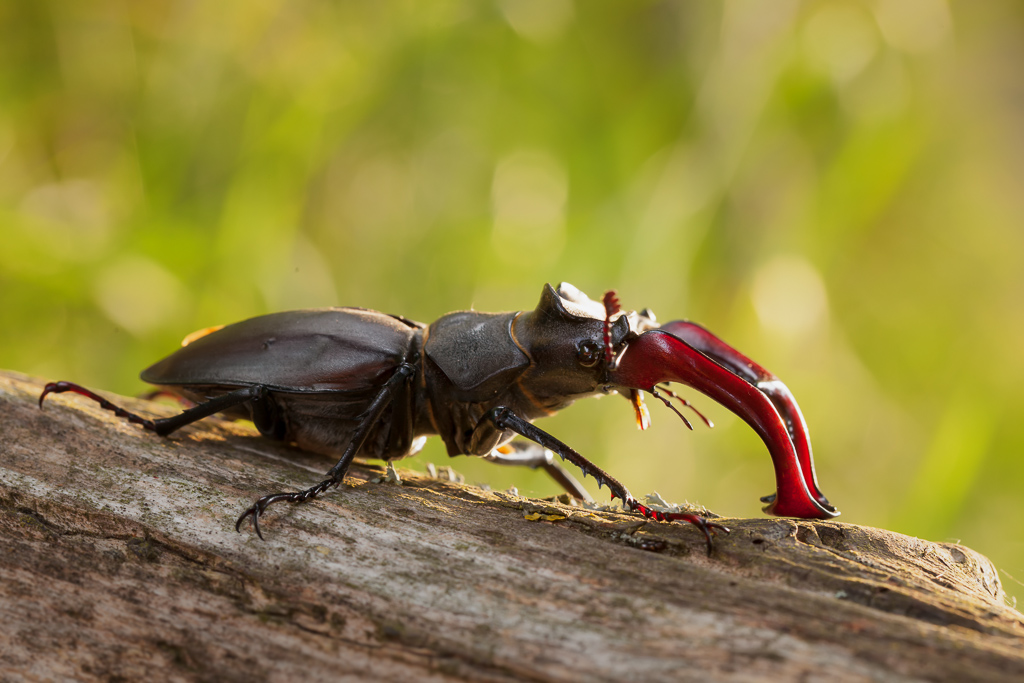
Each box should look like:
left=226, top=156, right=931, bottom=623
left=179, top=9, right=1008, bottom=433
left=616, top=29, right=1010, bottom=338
left=650, top=384, right=715, bottom=429
left=602, top=290, right=621, bottom=364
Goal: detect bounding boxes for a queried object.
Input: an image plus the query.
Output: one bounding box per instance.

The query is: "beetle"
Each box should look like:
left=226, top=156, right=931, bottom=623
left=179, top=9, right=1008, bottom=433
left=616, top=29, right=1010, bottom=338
left=39, top=283, right=838, bottom=553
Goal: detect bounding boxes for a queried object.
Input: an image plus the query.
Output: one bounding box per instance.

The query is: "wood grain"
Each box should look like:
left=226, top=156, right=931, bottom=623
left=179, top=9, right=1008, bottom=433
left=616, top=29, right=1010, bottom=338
left=1, top=370, right=1021, bottom=682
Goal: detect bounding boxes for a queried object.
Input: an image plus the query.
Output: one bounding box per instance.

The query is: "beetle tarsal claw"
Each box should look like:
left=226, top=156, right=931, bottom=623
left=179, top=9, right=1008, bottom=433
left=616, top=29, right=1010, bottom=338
left=236, top=493, right=288, bottom=540
left=661, top=512, right=731, bottom=556
left=235, top=504, right=264, bottom=540
left=235, top=477, right=340, bottom=540
left=627, top=498, right=729, bottom=556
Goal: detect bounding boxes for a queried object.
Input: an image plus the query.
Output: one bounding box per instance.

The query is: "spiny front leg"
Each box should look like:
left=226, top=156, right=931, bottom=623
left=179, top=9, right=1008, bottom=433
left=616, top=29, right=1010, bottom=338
left=484, top=407, right=730, bottom=555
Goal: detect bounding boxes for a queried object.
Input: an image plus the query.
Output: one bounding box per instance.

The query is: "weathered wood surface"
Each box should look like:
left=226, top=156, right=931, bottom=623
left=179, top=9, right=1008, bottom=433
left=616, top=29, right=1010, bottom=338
left=0, top=369, right=1021, bottom=682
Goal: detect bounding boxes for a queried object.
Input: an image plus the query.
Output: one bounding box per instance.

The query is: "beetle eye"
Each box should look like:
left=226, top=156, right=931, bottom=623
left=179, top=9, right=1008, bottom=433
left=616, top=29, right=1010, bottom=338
left=576, top=340, right=602, bottom=367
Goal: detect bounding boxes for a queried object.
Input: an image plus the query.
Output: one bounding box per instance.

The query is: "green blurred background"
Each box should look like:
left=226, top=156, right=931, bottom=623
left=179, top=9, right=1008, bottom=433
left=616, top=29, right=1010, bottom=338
left=3, top=1, right=1023, bottom=603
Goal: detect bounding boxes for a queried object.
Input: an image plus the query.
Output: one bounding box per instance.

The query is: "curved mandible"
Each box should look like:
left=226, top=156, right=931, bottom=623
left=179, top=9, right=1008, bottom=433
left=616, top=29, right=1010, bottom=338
left=611, top=328, right=837, bottom=520
left=659, top=320, right=834, bottom=513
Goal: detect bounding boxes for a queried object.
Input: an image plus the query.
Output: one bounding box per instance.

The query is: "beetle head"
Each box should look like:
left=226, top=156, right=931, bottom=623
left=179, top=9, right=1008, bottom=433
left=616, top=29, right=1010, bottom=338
left=517, top=282, right=837, bottom=520
left=512, top=283, right=631, bottom=406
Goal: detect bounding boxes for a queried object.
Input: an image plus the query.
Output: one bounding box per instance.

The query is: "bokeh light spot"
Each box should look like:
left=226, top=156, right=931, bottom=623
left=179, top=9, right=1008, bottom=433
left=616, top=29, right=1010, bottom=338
left=498, top=0, right=574, bottom=43
left=93, top=256, right=189, bottom=337
left=19, top=180, right=113, bottom=263
left=751, top=255, right=829, bottom=337
left=875, top=0, right=952, bottom=54
left=802, top=4, right=879, bottom=84
left=491, top=149, right=567, bottom=266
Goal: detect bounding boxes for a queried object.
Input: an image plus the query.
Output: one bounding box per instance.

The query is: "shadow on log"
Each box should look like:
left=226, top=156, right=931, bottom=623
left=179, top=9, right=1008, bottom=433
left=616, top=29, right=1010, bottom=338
left=0, top=369, right=1022, bottom=681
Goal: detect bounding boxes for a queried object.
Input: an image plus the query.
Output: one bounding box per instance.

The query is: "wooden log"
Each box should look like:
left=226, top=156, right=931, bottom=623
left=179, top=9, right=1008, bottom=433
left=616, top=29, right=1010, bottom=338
left=0, top=370, right=1021, bottom=682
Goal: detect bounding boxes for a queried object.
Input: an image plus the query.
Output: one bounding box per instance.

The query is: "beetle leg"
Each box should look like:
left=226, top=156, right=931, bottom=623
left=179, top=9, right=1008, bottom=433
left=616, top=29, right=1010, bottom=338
left=235, top=363, right=416, bottom=539
left=484, top=407, right=729, bottom=555
left=39, top=381, right=266, bottom=436
left=482, top=443, right=594, bottom=503
left=248, top=387, right=288, bottom=440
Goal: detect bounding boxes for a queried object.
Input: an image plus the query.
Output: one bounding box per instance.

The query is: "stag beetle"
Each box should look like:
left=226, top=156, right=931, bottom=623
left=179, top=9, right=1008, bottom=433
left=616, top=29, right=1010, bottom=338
left=39, top=283, right=838, bottom=553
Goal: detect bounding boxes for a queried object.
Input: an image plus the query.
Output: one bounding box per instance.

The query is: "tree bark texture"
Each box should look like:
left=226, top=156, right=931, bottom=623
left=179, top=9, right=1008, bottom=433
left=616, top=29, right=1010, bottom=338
left=0, top=370, right=1021, bottom=682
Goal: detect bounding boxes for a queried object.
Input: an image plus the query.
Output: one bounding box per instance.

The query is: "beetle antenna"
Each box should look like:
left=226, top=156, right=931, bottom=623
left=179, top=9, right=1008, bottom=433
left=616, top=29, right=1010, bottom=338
left=656, top=383, right=714, bottom=428
left=602, top=290, right=621, bottom=366
left=649, top=387, right=693, bottom=430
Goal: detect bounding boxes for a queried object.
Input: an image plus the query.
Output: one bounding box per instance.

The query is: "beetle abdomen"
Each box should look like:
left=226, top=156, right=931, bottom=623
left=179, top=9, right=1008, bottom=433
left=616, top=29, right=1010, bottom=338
left=273, top=391, right=405, bottom=459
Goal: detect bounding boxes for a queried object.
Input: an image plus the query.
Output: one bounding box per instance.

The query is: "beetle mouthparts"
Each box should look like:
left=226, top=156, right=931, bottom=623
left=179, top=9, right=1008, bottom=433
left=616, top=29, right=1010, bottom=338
left=611, top=322, right=837, bottom=520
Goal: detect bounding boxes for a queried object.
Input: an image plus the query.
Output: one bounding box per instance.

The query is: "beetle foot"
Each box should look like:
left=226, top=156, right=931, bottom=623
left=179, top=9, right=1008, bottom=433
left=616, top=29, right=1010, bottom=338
left=235, top=477, right=338, bottom=539
left=663, top=512, right=730, bottom=557
left=39, top=381, right=159, bottom=431
left=624, top=497, right=730, bottom=556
